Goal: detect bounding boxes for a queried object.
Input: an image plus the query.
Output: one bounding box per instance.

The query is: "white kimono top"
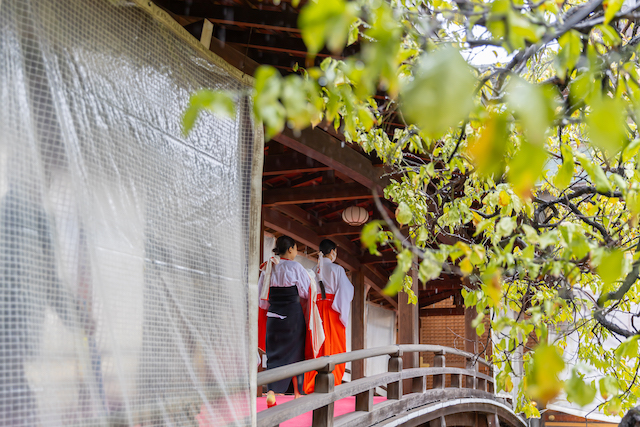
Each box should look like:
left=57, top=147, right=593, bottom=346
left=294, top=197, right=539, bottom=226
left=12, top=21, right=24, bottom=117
left=257, top=259, right=311, bottom=310
left=316, top=257, right=354, bottom=327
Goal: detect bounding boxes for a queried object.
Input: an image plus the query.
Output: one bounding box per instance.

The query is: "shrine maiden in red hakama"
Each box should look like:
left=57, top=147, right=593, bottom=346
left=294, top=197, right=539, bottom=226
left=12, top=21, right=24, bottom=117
left=303, top=240, right=354, bottom=394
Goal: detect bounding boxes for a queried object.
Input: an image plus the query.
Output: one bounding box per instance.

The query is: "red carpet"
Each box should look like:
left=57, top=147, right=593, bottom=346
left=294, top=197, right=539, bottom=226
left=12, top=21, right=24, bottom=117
left=256, top=395, right=387, bottom=427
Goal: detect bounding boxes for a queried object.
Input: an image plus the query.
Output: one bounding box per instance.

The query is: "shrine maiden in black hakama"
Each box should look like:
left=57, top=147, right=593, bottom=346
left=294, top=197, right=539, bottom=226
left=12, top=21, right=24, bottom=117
left=258, top=259, right=311, bottom=392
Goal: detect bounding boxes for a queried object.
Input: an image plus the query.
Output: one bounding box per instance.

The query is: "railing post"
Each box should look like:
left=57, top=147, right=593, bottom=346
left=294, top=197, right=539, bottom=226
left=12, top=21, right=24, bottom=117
left=477, top=374, right=487, bottom=392
left=433, top=351, right=445, bottom=389
left=486, top=413, right=500, bottom=427
left=429, top=416, right=446, bottom=427
left=387, top=350, right=403, bottom=399
left=487, top=366, right=494, bottom=394
left=312, top=363, right=335, bottom=427
left=412, top=374, right=426, bottom=393
left=355, top=389, right=373, bottom=412
left=465, top=357, right=476, bottom=389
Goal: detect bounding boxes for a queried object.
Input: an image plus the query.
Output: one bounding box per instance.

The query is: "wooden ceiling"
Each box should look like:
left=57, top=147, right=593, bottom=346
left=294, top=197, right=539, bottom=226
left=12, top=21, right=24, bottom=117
left=153, top=0, right=463, bottom=314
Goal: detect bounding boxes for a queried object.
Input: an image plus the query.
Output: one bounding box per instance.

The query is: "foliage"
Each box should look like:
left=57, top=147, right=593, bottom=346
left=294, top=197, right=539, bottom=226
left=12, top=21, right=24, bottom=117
left=185, top=0, right=640, bottom=417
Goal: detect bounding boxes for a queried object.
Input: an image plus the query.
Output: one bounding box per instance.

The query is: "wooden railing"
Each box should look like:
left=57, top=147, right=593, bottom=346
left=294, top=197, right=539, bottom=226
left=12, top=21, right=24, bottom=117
left=257, top=344, right=524, bottom=427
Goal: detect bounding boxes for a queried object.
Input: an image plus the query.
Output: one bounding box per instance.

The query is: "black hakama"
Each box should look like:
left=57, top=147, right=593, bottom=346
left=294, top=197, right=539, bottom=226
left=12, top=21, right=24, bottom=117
left=265, top=286, right=306, bottom=392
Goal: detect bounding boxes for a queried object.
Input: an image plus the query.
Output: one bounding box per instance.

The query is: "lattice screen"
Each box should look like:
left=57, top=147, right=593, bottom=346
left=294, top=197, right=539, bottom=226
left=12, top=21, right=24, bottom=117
left=0, top=1, right=259, bottom=425
left=420, top=297, right=492, bottom=388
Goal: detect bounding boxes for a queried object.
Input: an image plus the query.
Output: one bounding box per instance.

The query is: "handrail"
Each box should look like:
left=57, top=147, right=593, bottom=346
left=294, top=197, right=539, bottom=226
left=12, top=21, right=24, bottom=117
left=257, top=344, right=490, bottom=387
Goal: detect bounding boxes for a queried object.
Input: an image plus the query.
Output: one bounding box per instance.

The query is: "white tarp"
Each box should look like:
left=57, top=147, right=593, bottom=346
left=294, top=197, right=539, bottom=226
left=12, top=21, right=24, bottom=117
left=0, top=1, right=260, bottom=425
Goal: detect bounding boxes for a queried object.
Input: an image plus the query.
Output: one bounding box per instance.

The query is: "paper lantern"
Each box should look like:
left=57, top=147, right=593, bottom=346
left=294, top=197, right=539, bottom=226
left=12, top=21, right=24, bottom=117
left=342, top=206, right=369, bottom=226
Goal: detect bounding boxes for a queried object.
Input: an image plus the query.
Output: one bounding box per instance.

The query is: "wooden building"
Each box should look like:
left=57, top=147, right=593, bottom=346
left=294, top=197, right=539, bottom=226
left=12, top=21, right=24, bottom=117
left=148, top=0, right=487, bottom=388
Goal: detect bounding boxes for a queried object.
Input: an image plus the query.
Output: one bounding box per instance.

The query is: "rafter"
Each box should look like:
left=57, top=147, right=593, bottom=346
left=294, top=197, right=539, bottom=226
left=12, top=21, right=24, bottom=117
left=273, top=127, right=390, bottom=191
left=263, top=152, right=330, bottom=176
left=360, top=251, right=397, bottom=264
left=420, top=306, right=465, bottom=316
left=157, top=1, right=301, bottom=32
left=262, top=183, right=373, bottom=206
left=316, top=221, right=363, bottom=236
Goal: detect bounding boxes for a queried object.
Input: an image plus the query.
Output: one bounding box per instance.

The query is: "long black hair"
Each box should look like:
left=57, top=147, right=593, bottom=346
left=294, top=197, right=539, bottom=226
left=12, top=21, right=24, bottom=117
left=273, top=235, right=296, bottom=256
left=319, top=239, right=337, bottom=256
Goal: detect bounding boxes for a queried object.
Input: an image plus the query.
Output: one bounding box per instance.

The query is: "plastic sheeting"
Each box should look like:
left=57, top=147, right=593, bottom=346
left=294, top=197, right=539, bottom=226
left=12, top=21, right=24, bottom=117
left=0, top=0, right=260, bottom=426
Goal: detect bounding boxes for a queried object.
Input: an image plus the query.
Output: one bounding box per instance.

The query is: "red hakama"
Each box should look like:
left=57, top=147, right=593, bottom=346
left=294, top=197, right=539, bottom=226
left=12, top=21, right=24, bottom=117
left=303, top=294, right=346, bottom=394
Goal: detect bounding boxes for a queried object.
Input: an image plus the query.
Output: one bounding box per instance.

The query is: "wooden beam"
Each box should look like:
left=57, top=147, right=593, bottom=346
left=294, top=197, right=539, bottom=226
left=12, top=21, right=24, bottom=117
left=316, top=221, right=363, bottom=236
left=209, top=35, right=260, bottom=75
left=332, top=235, right=359, bottom=256
left=263, top=152, right=330, bottom=176
left=159, top=1, right=301, bottom=33
left=274, top=205, right=318, bottom=227
left=214, top=27, right=359, bottom=59
left=273, top=127, right=389, bottom=191
left=262, top=183, right=372, bottom=206
left=420, top=306, right=465, bottom=316
left=360, top=251, right=397, bottom=264
left=200, top=19, right=213, bottom=49
left=418, top=289, right=459, bottom=308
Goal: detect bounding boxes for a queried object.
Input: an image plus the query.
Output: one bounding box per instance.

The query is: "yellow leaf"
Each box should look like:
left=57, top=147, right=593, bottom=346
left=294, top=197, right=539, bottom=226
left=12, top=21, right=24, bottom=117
left=499, top=190, right=511, bottom=207
left=467, top=113, right=509, bottom=178
left=526, top=344, right=565, bottom=404
left=460, top=257, right=473, bottom=276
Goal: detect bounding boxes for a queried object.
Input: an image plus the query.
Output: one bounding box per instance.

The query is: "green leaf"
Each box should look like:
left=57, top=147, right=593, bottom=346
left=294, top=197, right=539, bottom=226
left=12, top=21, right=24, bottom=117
left=597, top=249, right=624, bottom=286
left=182, top=90, right=236, bottom=135
left=577, top=154, right=613, bottom=193
left=347, top=18, right=360, bottom=46
left=555, top=30, right=583, bottom=79
left=361, top=221, right=383, bottom=254
left=565, top=369, right=597, bottom=407
left=508, top=141, right=548, bottom=199
left=599, top=376, right=619, bottom=400
left=554, top=144, right=575, bottom=189
left=587, top=96, right=627, bottom=155
left=623, top=138, right=640, bottom=162
left=253, top=66, right=286, bottom=140
left=614, top=335, right=639, bottom=360
left=384, top=249, right=413, bottom=295
left=595, top=24, right=622, bottom=46
left=401, top=48, right=476, bottom=137
left=604, top=0, right=624, bottom=25
left=495, top=217, right=516, bottom=240
left=396, top=202, right=413, bottom=225
left=507, top=78, right=557, bottom=145
left=298, top=0, right=357, bottom=54
left=418, top=252, right=443, bottom=283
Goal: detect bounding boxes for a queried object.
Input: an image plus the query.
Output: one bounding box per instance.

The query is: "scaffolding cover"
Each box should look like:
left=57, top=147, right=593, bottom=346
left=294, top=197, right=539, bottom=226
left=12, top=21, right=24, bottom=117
left=0, top=0, right=260, bottom=425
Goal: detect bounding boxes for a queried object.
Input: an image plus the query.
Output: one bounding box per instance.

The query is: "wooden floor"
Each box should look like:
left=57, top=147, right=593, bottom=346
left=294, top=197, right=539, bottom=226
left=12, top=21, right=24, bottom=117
left=256, top=395, right=388, bottom=427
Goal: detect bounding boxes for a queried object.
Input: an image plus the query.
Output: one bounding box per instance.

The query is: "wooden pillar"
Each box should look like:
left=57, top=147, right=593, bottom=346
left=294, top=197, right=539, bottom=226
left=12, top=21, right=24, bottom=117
left=351, top=268, right=366, bottom=380
left=398, top=266, right=419, bottom=394
left=257, top=209, right=265, bottom=398
left=465, top=306, right=479, bottom=390
left=464, top=305, right=479, bottom=354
